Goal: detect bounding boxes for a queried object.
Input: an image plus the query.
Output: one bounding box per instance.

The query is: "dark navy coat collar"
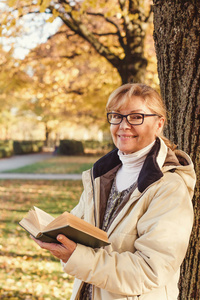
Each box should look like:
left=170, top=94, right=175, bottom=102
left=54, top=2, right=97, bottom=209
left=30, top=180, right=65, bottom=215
left=93, top=138, right=163, bottom=193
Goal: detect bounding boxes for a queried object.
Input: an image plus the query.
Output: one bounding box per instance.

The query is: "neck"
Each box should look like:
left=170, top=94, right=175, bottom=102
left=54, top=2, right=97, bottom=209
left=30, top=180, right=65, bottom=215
left=118, top=141, right=155, bottom=167
left=116, top=141, right=155, bottom=191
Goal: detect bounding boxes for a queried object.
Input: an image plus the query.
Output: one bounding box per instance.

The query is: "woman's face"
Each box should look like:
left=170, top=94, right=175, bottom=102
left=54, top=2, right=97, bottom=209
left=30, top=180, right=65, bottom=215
left=110, top=96, right=165, bottom=154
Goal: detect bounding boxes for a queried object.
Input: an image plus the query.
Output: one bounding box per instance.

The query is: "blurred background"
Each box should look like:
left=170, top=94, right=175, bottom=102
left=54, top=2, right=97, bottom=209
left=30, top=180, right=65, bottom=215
left=0, top=1, right=161, bottom=299
left=0, top=0, right=158, bottom=152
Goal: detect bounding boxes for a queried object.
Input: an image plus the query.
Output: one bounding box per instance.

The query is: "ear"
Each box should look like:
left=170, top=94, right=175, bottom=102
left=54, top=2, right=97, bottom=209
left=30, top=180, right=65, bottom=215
left=156, top=117, right=165, bottom=136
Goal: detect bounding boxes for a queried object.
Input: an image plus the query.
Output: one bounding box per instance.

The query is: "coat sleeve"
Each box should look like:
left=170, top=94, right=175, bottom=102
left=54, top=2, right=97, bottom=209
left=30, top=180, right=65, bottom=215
left=70, top=190, right=85, bottom=219
left=61, top=173, right=194, bottom=296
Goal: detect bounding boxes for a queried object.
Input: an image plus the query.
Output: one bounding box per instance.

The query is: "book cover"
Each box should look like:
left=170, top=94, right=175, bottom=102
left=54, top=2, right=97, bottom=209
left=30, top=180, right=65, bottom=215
left=19, top=207, right=110, bottom=248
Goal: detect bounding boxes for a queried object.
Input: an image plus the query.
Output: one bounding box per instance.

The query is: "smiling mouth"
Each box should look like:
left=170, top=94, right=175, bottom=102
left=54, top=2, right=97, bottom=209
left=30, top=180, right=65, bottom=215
left=118, top=135, right=137, bottom=139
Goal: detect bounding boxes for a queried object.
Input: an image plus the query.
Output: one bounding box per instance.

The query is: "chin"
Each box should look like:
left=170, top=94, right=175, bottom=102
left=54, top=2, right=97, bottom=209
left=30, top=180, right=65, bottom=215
left=123, top=151, right=135, bottom=155
left=118, top=148, right=136, bottom=154
left=116, top=140, right=139, bottom=154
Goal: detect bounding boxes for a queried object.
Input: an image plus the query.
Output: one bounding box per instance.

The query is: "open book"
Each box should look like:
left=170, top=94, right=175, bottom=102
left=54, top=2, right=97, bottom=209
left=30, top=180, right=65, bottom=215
left=19, top=206, right=110, bottom=248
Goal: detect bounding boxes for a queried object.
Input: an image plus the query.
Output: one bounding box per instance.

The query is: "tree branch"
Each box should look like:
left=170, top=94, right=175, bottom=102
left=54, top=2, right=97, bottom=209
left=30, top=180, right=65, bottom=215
left=51, top=7, right=122, bottom=68
left=86, top=11, right=126, bottom=50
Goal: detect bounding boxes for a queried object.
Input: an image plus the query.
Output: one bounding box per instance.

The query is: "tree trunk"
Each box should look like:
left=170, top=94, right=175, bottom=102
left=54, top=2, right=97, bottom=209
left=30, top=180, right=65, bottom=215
left=118, top=1, right=148, bottom=84
left=118, top=22, right=148, bottom=84
left=118, top=51, right=148, bottom=84
left=45, top=123, right=50, bottom=147
left=153, top=1, right=200, bottom=299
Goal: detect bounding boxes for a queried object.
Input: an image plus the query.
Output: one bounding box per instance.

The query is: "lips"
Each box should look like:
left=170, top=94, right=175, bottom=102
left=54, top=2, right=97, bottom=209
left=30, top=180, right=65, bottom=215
left=118, top=135, right=137, bottom=139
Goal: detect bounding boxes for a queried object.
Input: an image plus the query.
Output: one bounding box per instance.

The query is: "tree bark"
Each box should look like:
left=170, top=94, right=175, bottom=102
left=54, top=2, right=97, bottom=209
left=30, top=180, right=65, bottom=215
left=153, top=1, right=200, bottom=299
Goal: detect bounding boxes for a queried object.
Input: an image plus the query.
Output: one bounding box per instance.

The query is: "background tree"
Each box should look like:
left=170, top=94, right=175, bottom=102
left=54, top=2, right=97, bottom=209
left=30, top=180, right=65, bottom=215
left=153, top=1, right=200, bottom=299
left=0, top=45, right=32, bottom=139
left=18, top=28, right=120, bottom=143
left=0, top=1, right=158, bottom=142
left=4, top=0, right=153, bottom=84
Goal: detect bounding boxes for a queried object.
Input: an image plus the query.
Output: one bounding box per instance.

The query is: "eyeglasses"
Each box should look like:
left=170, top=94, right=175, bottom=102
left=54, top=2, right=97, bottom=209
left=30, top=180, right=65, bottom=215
left=107, top=112, right=160, bottom=126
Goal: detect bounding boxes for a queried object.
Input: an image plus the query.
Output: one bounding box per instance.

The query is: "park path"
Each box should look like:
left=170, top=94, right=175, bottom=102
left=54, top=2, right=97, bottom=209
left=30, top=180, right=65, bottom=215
left=0, top=152, right=82, bottom=180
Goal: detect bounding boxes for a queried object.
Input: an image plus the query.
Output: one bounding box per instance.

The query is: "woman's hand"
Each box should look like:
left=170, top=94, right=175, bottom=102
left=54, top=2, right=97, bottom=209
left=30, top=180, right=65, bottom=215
left=30, top=234, right=77, bottom=263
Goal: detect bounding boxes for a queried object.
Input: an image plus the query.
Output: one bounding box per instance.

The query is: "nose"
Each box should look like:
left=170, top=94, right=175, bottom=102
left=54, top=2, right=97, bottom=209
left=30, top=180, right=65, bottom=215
left=119, top=117, right=132, bottom=129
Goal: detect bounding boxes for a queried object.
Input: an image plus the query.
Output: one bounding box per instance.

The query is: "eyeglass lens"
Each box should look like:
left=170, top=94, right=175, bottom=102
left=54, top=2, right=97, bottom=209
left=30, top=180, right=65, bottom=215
left=108, top=113, right=144, bottom=125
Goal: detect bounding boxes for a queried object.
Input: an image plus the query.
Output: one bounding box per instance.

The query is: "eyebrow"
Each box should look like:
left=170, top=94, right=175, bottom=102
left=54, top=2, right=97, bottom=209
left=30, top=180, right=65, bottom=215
left=113, top=109, right=146, bottom=113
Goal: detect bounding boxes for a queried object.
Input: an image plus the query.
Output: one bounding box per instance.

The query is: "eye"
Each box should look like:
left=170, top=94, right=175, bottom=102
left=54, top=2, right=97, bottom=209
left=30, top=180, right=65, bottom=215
left=112, top=113, right=121, bottom=119
left=129, top=113, right=143, bottom=120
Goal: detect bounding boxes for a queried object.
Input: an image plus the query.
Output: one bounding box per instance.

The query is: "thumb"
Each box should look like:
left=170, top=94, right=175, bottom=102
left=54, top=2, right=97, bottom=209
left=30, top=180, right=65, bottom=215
left=57, top=234, right=76, bottom=251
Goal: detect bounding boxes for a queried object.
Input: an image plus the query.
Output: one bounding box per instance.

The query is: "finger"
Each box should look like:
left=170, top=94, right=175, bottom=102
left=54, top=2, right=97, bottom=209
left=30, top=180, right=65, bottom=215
left=57, top=235, right=77, bottom=252
left=30, top=235, right=58, bottom=250
left=30, top=235, right=44, bottom=247
left=30, top=235, right=75, bottom=263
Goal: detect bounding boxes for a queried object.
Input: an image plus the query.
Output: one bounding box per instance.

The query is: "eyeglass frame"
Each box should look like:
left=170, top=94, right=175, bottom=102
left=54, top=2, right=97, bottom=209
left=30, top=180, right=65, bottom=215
left=107, top=112, right=161, bottom=126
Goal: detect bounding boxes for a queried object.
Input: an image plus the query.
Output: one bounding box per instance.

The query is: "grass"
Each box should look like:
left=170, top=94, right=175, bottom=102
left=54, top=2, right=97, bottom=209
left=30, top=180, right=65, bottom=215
left=3, top=155, right=100, bottom=174
left=0, top=179, right=83, bottom=299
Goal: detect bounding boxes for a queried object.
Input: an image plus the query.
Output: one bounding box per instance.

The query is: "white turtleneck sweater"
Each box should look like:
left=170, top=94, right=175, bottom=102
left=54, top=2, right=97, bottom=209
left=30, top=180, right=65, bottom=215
left=116, top=141, right=155, bottom=192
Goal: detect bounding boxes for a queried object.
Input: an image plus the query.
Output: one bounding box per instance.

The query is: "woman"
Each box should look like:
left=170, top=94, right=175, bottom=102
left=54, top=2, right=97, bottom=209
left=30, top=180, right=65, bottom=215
left=32, top=83, right=196, bottom=300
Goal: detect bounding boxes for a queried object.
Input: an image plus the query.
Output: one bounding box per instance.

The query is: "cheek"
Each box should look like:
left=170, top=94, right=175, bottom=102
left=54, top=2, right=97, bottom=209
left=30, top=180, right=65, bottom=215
left=136, top=125, right=155, bottom=141
left=110, top=125, right=117, bottom=138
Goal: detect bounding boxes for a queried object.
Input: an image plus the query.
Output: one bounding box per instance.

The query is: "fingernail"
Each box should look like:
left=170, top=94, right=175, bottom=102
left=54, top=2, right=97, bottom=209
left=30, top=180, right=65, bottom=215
left=57, top=235, right=62, bottom=241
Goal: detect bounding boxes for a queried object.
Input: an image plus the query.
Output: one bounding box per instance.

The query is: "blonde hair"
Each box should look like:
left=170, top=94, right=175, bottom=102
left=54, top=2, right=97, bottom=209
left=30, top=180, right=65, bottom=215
left=106, top=83, right=176, bottom=150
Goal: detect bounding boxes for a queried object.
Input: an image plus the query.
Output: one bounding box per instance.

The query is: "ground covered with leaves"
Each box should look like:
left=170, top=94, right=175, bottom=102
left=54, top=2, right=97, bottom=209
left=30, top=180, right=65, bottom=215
left=0, top=179, right=83, bottom=299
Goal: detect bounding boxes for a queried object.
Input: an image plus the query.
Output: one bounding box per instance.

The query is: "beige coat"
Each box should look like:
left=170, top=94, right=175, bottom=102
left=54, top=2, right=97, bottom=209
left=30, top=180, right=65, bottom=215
left=61, top=138, right=196, bottom=300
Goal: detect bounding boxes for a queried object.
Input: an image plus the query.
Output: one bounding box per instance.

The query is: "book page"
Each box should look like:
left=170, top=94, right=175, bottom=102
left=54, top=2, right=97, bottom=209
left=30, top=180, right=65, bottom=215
left=19, top=218, right=41, bottom=237
left=34, top=206, right=55, bottom=231
left=43, top=212, right=109, bottom=243
left=43, top=211, right=70, bottom=231
left=24, top=209, right=40, bottom=228
left=63, top=213, right=109, bottom=242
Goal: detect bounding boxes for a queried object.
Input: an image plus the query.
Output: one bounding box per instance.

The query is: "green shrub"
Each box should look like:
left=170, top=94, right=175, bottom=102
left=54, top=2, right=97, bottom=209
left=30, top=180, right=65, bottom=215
left=0, top=140, right=13, bottom=158
left=82, top=140, right=115, bottom=153
left=58, top=140, right=84, bottom=155
left=13, top=141, right=44, bottom=155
